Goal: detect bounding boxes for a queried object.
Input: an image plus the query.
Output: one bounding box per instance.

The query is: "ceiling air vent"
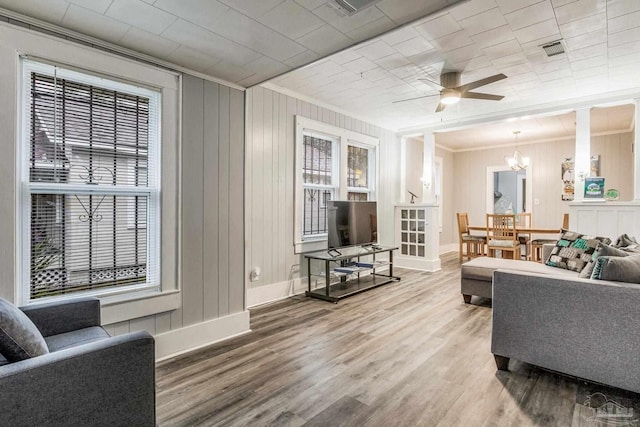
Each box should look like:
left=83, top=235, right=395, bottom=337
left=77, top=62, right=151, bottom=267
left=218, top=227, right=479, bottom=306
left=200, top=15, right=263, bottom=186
left=331, top=0, right=383, bottom=15
left=541, top=40, right=566, bottom=57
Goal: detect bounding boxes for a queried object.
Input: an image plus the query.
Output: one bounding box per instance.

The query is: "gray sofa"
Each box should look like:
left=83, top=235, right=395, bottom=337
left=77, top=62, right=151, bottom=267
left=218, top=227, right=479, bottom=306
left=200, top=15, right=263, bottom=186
left=0, top=297, right=156, bottom=426
left=491, top=269, right=640, bottom=394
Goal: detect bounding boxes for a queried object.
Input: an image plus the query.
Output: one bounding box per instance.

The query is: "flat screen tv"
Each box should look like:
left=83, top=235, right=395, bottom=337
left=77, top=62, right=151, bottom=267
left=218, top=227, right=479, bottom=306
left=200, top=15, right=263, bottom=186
left=327, top=201, right=378, bottom=249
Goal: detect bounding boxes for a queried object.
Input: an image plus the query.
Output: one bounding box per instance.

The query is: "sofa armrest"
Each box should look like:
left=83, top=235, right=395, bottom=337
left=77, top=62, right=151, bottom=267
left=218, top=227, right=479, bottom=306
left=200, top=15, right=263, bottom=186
left=491, top=270, right=640, bottom=394
left=542, top=243, right=555, bottom=262
left=20, top=297, right=101, bottom=337
left=0, top=331, right=155, bottom=426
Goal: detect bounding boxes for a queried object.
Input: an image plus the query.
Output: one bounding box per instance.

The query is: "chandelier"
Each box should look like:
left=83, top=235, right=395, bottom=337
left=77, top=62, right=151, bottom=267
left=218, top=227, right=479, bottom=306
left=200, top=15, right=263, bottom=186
left=506, top=131, right=529, bottom=171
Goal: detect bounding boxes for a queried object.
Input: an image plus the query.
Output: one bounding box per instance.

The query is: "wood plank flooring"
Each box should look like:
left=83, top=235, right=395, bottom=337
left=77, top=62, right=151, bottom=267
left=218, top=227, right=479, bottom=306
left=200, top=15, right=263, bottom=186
left=156, top=253, right=640, bottom=426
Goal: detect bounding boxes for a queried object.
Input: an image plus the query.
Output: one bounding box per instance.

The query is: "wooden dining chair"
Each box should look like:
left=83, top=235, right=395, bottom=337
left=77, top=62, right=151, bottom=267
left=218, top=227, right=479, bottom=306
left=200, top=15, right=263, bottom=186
left=531, top=213, right=569, bottom=263
left=516, top=212, right=532, bottom=260
left=486, top=214, right=520, bottom=260
left=456, top=212, right=486, bottom=263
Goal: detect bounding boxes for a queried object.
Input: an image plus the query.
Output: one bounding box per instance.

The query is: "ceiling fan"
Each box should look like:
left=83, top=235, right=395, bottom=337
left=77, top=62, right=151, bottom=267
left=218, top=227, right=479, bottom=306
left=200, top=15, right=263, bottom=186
left=394, top=71, right=507, bottom=112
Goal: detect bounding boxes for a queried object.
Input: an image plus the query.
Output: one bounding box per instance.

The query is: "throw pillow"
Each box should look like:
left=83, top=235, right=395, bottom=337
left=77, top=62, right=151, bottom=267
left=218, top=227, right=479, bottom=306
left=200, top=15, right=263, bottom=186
left=0, top=298, right=49, bottom=362
left=579, top=243, right=636, bottom=279
left=613, top=233, right=638, bottom=248
left=591, top=254, right=640, bottom=284
left=545, top=230, right=611, bottom=273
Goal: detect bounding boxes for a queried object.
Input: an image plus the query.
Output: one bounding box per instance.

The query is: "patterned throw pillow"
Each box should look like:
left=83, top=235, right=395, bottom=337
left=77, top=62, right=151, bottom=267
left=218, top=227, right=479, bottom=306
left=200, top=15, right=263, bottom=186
left=545, top=230, right=611, bottom=273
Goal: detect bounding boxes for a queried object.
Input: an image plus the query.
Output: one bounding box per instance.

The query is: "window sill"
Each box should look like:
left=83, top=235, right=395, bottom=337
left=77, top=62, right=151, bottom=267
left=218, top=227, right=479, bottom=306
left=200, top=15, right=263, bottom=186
left=100, top=288, right=180, bottom=325
left=294, top=238, right=329, bottom=254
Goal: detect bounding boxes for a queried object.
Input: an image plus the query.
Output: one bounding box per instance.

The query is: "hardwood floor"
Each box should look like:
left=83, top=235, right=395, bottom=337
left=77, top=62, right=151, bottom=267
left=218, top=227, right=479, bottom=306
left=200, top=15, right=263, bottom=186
left=156, top=252, right=640, bottom=426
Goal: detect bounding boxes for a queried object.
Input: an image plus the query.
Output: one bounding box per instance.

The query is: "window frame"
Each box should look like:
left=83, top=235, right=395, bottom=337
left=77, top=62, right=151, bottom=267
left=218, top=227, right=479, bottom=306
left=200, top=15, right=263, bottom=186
left=18, top=59, right=162, bottom=306
left=294, top=116, right=379, bottom=254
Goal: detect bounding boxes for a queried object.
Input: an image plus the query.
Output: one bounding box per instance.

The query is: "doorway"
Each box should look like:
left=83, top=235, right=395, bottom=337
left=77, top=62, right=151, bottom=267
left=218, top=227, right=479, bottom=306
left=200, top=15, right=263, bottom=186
left=486, top=165, right=532, bottom=214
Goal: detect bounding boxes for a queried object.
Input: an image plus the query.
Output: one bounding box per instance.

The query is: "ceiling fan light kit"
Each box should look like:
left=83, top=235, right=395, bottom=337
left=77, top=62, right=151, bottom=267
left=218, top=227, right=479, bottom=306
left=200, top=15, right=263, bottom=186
left=395, top=71, right=507, bottom=112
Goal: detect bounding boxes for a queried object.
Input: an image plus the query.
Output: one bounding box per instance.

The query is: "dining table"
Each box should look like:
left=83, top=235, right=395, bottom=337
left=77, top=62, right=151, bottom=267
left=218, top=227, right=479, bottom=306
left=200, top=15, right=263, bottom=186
left=467, top=225, right=562, bottom=234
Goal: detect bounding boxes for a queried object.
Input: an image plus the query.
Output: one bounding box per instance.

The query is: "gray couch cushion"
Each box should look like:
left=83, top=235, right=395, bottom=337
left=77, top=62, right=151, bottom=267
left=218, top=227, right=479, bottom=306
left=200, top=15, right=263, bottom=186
left=546, top=230, right=611, bottom=273
left=579, top=243, right=636, bottom=279
left=0, top=298, right=49, bottom=362
left=592, top=254, right=640, bottom=284
left=461, top=257, right=577, bottom=282
left=45, top=326, right=110, bottom=352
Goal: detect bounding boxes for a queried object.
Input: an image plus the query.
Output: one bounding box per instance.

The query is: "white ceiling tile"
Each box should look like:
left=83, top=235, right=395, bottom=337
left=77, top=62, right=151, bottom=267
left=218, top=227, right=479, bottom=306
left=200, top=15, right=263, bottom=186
left=218, top=0, right=286, bottom=19
left=605, top=0, right=640, bottom=19
left=609, top=40, right=640, bottom=58
left=162, top=19, right=259, bottom=65
left=341, top=57, right=378, bottom=73
left=393, top=36, right=435, bottom=57
left=62, top=4, right=132, bottom=44
left=413, top=14, right=461, bottom=40
left=309, top=60, right=347, bottom=76
left=0, top=0, right=68, bottom=24
left=500, top=62, right=534, bottom=76
left=382, top=25, right=420, bottom=45
left=208, top=9, right=307, bottom=61
left=206, top=61, right=254, bottom=82
left=237, top=73, right=271, bottom=87
left=448, top=0, right=497, bottom=21
left=329, top=70, right=363, bottom=84
left=433, top=30, right=473, bottom=52
left=608, top=51, right=640, bottom=68
left=608, top=10, right=640, bottom=35
left=504, top=1, right=555, bottom=31
left=152, top=0, right=229, bottom=29
left=329, top=49, right=363, bottom=64
left=283, top=49, right=321, bottom=67
left=296, top=24, right=353, bottom=55
left=294, top=0, right=326, bottom=11
left=166, top=45, right=222, bottom=74
left=355, top=40, right=396, bottom=61
left=558, top=12, right=606, bottom=39
left=554, top=0, right=606, bottom=25
left=106, top=0, right=177, bottom=35
left=608, top=26, right=640, bottom=47
left=119, top=27, right=180, bottom=59
left=243, top=55, right=291, bottom=76
left=571, top=64, right=606, bottom=79
left=376, top=52, right=412, bottom=70
left=443, top=44, right=481, bottom=64
left=566, top=42, right=607, bottom=61
left=346, top=16, right=397, bottom=42
left=67, top=0, right=113, bottom=14
left=491, top=52, right=528, bottom=68
left=470, top=25, right=516, bottom=48
left=569, top=54, right=607, bottom=70
left=361, top=68, right=391, bottom=81
left=495, top=0, right=544, bottom=15
left=564, top=28, right=607, bottom=51
left=459, top=8, right=507, bottom=36
left=456, top=56, right=493, bottom=72
left=512, top=18, right=559, bottom=44
left=260, top=0, right=324, bottom=39
left=482, top=39, right=522, bottom=59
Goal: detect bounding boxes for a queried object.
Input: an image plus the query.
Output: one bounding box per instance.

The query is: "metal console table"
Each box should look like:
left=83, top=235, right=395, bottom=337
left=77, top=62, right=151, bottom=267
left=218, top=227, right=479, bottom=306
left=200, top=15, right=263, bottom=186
left=304, top=245, right=400, bottom=303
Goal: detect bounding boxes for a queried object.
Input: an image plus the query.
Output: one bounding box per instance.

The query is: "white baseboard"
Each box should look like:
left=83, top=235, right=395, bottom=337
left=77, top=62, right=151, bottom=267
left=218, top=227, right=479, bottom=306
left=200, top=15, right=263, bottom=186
left=247, top=277, right=307, bottom=308
left=154, top=310, right=250, bottom=361
left=439, top=243, right=458, bottom=254
left=394, top=256, right=441, bottom=272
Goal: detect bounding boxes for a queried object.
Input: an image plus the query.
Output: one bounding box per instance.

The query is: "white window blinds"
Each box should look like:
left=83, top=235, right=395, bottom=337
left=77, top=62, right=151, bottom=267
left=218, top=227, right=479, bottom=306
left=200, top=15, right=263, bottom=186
left=22, top=59, right=161, bottom=301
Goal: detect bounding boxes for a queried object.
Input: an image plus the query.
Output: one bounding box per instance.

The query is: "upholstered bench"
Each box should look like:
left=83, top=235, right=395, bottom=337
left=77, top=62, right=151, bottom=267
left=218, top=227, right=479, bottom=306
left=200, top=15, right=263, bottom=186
left=461, top=254, right=576, bottom=303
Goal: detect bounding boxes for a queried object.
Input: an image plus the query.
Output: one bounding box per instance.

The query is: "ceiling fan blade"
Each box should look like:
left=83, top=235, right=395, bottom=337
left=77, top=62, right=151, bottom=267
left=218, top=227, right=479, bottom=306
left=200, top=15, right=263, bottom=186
left=457, top=73, right=507, bottom=92
left=392, top=93, right=439, bottom=104
left=435, top=102, right=446, bottom=113
left=461, top=91, right=504, bottom=101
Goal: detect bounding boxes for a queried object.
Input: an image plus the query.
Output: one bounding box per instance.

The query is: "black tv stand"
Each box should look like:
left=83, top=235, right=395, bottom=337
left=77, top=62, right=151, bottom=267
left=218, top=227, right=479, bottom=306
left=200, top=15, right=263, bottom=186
left=304, top=245, right=400, bottom=303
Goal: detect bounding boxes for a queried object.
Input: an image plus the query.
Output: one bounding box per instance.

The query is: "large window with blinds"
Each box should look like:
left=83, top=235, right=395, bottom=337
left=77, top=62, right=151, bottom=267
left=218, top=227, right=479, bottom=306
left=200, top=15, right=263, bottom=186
left=21, top=60, right=160, bottom=301
left=295, top=116, right=378, bottom=251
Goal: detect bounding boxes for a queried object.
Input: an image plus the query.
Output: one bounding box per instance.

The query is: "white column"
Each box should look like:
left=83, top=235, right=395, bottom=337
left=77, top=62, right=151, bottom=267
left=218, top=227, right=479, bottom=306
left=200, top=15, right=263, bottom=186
left=634, top=99, right=640, bottom=200
left=574, top=108, right=591, bottom=202
left=399, top=136, right=407, bottom=203
left=422, top=132, right=436, bottom=203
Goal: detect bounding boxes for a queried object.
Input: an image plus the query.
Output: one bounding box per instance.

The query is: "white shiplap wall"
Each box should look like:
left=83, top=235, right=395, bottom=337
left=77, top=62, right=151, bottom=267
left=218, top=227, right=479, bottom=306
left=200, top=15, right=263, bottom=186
left=245, top=86, right=399, bottom=302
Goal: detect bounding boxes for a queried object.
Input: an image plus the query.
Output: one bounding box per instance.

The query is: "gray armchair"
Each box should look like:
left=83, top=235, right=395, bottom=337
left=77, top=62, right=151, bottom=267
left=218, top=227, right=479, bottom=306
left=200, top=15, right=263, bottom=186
left=0, top=297, right=155, bottom=426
